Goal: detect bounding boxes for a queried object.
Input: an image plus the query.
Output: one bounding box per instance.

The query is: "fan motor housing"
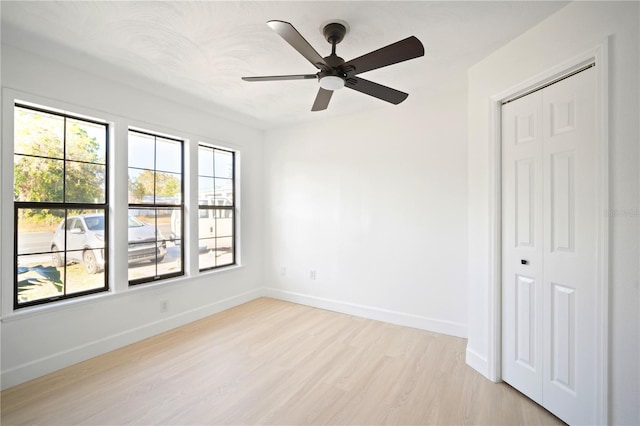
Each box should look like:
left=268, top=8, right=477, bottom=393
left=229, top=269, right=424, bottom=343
left=323, top=54, right=345, bottom=68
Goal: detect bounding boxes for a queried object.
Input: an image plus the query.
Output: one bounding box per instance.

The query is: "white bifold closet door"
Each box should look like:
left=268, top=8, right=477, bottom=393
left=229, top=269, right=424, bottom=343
left=502, top=66, right=597, bottom=425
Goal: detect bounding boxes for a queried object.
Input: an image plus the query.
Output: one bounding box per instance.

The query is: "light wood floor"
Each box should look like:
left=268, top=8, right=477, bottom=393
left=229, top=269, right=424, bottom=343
left=1, top=298, right=564, bottom=425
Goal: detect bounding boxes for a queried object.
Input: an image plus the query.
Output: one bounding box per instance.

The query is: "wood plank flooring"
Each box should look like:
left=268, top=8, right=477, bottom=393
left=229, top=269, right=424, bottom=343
left=1, top=298, right=564, bottom=425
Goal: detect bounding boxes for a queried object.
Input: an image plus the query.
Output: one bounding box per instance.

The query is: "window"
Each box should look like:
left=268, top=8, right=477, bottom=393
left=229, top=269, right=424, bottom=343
left=14, top=104, right=108, bottom=308
left=127, top=129, right=183, bottom=284
left=198, top=145, right=235, bottom=271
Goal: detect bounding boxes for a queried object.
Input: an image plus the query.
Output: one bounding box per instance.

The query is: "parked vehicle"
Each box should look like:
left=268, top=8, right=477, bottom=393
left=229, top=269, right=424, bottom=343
left=170, top=197, right=232, bottom=245
left=50, top=214, right=166, bottom=274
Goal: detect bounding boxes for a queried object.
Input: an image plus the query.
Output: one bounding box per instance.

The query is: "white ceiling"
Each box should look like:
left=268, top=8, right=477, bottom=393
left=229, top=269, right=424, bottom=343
left=1, top=1, right=568, bottom=129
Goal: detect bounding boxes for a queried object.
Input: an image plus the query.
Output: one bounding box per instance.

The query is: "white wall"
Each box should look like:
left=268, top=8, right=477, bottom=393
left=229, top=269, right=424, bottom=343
left=0, top=43, right=265, bottom=389
left=263, top=81, right=469, bottom=337
left=467, top=2, right=639, bottom=424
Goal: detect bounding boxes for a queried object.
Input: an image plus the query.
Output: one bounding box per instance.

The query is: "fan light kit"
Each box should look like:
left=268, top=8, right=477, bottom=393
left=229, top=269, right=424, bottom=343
left=242, top=20, right=425, bottom=111
left=319, top=75, right=345, bottom=91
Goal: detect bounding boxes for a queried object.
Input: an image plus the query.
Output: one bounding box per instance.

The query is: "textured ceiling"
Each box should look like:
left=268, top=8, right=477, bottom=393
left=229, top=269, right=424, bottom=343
left=1, top=1, right=568, bottom=129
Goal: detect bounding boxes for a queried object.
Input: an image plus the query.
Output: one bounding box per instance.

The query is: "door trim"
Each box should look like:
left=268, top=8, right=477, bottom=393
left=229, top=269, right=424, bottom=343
left=486, top=39, right=609, bottom=424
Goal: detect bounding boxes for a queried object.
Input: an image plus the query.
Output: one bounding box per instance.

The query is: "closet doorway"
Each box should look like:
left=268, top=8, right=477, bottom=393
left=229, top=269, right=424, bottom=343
left=501, top=65, right=598, bottom=425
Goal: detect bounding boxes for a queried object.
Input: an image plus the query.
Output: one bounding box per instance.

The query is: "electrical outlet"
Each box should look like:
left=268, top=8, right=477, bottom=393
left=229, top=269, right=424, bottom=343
left=310, top=269, right=316, bottom=280
left=160, top=300, right=168, bottom=313
left=281, top=266, right=287, bottom=276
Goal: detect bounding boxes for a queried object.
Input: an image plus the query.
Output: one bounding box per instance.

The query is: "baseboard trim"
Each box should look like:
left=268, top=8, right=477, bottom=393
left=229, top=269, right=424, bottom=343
left=1, top=288, right=262, bottom=390
left=263, top=287, right=467, bottom=338
left=465, top=345, right=492, bottom=380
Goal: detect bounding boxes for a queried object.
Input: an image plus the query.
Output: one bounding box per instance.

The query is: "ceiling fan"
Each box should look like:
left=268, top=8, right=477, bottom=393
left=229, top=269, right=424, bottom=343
left=242, top=20, right=425, bottom=111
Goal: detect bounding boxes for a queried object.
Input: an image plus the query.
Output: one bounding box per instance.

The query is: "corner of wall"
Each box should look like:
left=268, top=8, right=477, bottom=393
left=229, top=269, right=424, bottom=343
left=465, top=344, right=491, bottom=380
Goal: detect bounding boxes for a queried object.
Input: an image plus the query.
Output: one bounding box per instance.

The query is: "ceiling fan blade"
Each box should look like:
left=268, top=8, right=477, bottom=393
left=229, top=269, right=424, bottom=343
left=345, top=77, right=408, bottom=105
left=343, top=36, right=424, bottom=76
left=242, top=74, right=317, bottom=82
left=267, top=20, right=329, bottom=70
left=311, top=88, right=333, bottom=111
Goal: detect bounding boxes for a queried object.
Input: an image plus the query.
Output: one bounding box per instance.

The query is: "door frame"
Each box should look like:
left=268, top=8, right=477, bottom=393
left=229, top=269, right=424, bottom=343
left=486, top=39, right=609, bottom=424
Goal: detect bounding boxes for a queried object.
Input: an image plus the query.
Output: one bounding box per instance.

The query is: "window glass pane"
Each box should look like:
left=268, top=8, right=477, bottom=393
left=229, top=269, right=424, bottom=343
left=198, top=237, right=234, bottom=269
left=60, top=209, right=106, bottom=251
left=17, top=254, right=64, bottom=305
left=157, top=244, right=181, bottom=276
left=127, top=208, right=161, bottom=281
left=128, top=168, right=154, bottom=204
left=198, top=146, right=214, bottom=176
left=198, top=176, right=215, bottom=201
left=65, top=263, right=105, bottom=295
left=155, top=208, right=172, bottom=243
left=216, top=212, right=233, bottom=238
left=127, top=207, right=180, bottom=283
left=14, top=107, right=64, bottom=158
left=215, top=237, right=234, bottom=267
left=214, top=150, right=233, bottom=178
left=65, top=161, right=106, bottom=203
left=14, top=155, right=64, bottom=202
left=169, top=209, right=182, bottom=243
left=156, top=138, right=181, bottom=173
left=128, top=258, right=155, bottom=282
left=215, top=178, right=233, bottom=204
left=199, top=238, right=216, bottom=270
left=155, top=172, right=181, bottom=204
left=66, top=118, right=106, bottom=163
left=128, top=132, right=155, bottom=170
left=16, top=208, right=65, bottom=255
left=198, top=208, right=215, bottom=240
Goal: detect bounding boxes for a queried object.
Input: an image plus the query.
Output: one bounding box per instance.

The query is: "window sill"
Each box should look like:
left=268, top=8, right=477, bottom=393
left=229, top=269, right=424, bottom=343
left=1, top=264, right=244, bottom=323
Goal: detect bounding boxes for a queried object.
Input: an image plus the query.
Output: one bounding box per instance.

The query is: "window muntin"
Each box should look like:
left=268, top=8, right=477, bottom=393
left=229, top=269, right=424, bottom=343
left=14, top=104, right=109, bottom=308
left=198, top=145, right=235, bottom=271
left=127, top=129, right=184, bottom=284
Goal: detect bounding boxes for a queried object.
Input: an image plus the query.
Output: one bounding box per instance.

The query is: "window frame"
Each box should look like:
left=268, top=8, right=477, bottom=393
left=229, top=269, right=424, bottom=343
left=127, top=128, right=185, bottom=285
left=13, top=102, right=110, bottom=309
left=197, top=144, right=236, bottom=272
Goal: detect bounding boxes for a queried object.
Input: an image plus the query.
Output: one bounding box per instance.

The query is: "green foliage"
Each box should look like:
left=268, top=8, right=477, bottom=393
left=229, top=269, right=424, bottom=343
left=128, top=170, right=180, bottom=202
left=18, top=209, right=62, bottom=228
left=13, top=108, right=106, bottom=221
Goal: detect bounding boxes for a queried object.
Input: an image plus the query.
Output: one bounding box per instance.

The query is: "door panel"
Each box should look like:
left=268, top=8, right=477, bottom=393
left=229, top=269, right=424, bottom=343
left=503, top=67, right=597, bottom=425
left=516, top=158, right=535, bottom=247
left=550, top=282, right=576, bottom=392
left=542, top=67, right=597, bottom=425
left=550, top=151, right=575, bottom=253
left=502, top=90, right=544, bottom=404
left=515, top=274, right=536, bottom=370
